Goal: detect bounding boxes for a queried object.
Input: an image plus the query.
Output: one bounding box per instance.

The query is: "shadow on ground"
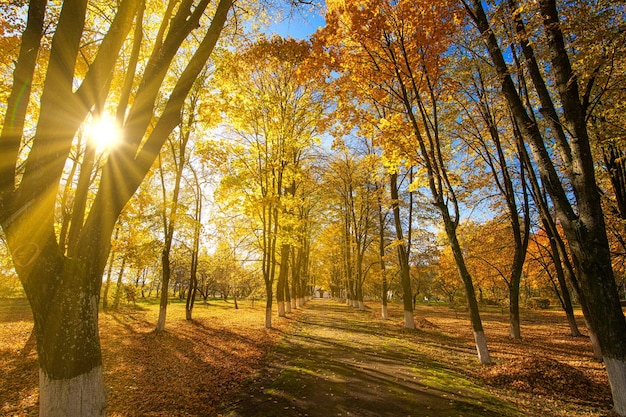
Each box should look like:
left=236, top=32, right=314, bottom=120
left=220, top=299, right=522, bottom=417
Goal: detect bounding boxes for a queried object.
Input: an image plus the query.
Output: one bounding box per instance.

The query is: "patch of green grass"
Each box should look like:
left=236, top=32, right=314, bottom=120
left=410, top=364, right=522, bottom=417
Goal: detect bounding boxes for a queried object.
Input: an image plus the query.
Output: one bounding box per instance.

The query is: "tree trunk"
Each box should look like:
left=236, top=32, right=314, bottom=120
left=277, top=244, right=289, bottom=317
left=509, top=284, right=521, bottom=340
left=156, top=248, right=171, bottom=332
left=442, top=209, right=491, bottom=364
left=265, top=279, right=273, bottom=329
left=543, top=220, right=581, bottom=337
left=113, top=257, right=126, bottom=309
left=466, top=0, right=626, bottom=406
left=185, top=252, right=198, bottom=321
left=40, top=366, right=105, bottom=417
left=390, top=173, right=414, bottom=329
left=17, top=234, right=110, bottom=417
left=36, top=285, right=105, bottom=417
left=377, top=192, right=389, bottom=320
left=284, top=270, right=292, bottom=314
left=102, top=246, right=116, bottom=310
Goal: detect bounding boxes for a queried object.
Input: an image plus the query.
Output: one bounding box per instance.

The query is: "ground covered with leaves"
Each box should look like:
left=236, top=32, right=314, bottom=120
left=0, top=297, right=615, bottom=416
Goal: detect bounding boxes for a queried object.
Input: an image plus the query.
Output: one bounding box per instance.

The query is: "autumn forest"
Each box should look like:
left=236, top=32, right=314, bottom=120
left=1, top=0, right=625, bottom=416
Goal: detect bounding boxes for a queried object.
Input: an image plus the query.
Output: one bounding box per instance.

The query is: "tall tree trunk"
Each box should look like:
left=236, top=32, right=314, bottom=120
left=442, top=210, right=491, bottom=364
left=102, top=244, right=116, bottom=310
left=390, top=173, right=414, bottom=329
left=343, top=209, right=355, bottom=306
left=156, top=121, right=189, bottom=331
left=186, top=175, right=202, bottom=321
left=37, top=280, right=105, bottom=417
left=466, top=0, right=626, bottom=408
left=265, top=280, right=273, bottom=329
left=284, top=263, right=292, bottom=314
left=277, top=243, right=289, bottom=317
left=186, top=251, right=198, bottom=321
left=377, top=192, right=389, bottom=320
left=541, top=218, right=581, bottom=337
left=113, top=257, right=127, bottom=309
left=156, top=248, right=171, bottom=332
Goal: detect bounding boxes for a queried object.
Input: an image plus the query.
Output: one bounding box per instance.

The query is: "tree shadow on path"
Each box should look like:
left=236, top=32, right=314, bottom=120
left=220, top=299, right=523, bottom=417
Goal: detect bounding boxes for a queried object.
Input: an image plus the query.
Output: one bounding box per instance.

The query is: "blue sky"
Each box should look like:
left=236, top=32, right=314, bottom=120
left=265, top=4, right=326, bottom=40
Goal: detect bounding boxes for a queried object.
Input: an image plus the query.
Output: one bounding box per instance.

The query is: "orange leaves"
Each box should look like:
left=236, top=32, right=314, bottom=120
left=315, top=0, right=462, bottom=174
left=322, top=0, right=461, bottom=82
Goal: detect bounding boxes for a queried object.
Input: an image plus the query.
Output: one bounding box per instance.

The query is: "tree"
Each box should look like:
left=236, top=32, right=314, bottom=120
left=0, top=0, right=233, bottom=414
left=215, top=35, right=323, bottom=327
left=323, top=146, right=379, bottom=310
left=527, top=226, right=582, bottom=338
left=155, top=71, right=211, bottom=331
left=455, top=60, right=531, bottom=339
left=463, top=0, right=626, bottom=410
left=185, top=162, right=204, bottom=320
left=318, top=0, right=491, bottom=363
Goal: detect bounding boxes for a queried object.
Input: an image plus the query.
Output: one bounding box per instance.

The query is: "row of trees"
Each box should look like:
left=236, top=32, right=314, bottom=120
left=1, top=0, right=626, bottom=415
left=309, top=0, right=626, bottom=412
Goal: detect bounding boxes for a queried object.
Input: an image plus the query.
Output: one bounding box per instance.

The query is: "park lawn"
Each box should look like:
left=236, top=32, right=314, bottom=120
left=377, top=302, right=612, bottom=416
left=0, top=297, right=287, bottom=417
left=0, top=296, right=615, bottom=416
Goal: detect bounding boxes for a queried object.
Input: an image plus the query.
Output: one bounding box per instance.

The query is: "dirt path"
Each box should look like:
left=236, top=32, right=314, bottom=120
left=221, top=299, right=521, bottom=417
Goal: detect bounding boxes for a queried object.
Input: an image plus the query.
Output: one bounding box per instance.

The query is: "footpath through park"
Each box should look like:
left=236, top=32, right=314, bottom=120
left=221, top=299, right=516, bottom=417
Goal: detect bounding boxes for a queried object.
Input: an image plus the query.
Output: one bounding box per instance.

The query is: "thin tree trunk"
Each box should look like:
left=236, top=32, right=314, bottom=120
left=542, top=219, right=581, bottom=337
left=102, top=234, right=117, bottom=311
left=113, top=257, right=126, bottom=309
left=443, top=213, right=491, bottom=364
left=156, top=248, right=170, bottom=332
left=390, top=173, right=414, bottom=329
left=277, top=243, right=289, bottom=317
left=377, top=191, right=389, bottom=320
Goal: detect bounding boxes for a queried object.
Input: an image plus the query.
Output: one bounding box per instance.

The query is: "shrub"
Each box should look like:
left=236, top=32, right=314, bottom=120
left=124, top=284, right=139, bottom=304
left=528, top=297, right=550, bottom=309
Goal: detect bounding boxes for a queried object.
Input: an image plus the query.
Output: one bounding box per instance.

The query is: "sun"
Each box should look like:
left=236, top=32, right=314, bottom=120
left=89, top=116, right=122, bottom=151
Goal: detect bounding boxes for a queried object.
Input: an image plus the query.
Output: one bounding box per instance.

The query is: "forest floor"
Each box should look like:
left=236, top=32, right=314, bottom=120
left=0, top=296, right=615, bottom=416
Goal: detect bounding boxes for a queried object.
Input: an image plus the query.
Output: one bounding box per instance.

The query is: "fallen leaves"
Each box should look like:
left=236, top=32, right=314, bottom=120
left=0, top=298, right=617, bottom=417
left=0, top=299, right=290, bottom=417
left=480, top=356, right=611, bottom=405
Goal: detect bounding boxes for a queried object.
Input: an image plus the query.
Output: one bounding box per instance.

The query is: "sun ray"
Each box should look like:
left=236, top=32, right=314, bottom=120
left=89, top=116, right=121, bottom=152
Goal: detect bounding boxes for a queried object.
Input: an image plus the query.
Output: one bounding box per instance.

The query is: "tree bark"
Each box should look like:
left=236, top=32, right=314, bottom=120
left=442, top=209, right=491, bottom=364
left=390, top=173, right=415, bottom=329
left=465, top=0, right=626, bottom=408
left=277, top=243, right=289, bottom=317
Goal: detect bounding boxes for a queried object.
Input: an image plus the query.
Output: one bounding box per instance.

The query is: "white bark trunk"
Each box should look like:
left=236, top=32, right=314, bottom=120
left=358, top=300, right=365, bottom=310
left=298, top=297, right=304, bottom=307
left=404, top=310, right=415, bottom=329
left=381, top=304, right=388, bottom=320
left=473, top=330, right=491, bottom=365
left=265, top=306, right=272, bottom=328
left=156, top=305, right=167, bottom=332
left=590, top=328, right=603, bottom=360
left=291, top=298, right=297, bottom=310
left=278, top=301, right=285, bottom=317
left=39, top=366, right=106, bottom=417
left=285, top=301, right=292, bottom=314
left=605, top=357, right=626, bottom=416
